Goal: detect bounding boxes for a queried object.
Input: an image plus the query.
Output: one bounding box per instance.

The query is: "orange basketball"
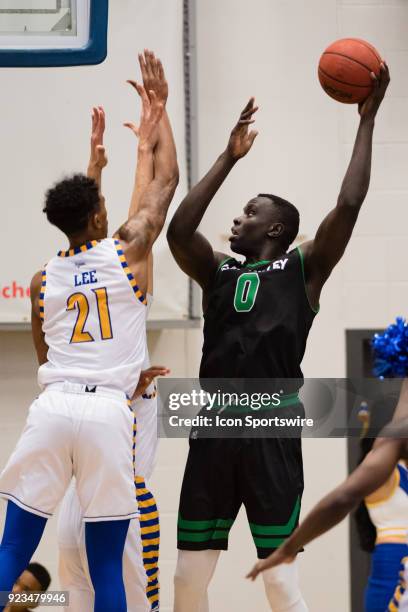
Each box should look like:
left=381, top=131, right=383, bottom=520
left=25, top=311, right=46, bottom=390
left=318, top=38, right=383, bottom=104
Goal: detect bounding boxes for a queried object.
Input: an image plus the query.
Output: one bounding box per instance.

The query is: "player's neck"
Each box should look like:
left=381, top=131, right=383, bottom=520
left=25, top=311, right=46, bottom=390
left=67, top=231, right=101, bottom=249
left=245, top=244, right=287, bottom=265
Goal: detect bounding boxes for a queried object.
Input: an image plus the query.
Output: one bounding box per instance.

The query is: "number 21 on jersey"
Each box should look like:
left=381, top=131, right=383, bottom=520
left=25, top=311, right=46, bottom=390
left=233, top=272, right=260, bottom=312
left=67, top=288, right=113, bottom=343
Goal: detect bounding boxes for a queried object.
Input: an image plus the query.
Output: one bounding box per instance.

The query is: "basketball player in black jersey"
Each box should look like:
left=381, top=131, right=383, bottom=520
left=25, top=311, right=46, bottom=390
left=167, top=63, right=390, bottom=612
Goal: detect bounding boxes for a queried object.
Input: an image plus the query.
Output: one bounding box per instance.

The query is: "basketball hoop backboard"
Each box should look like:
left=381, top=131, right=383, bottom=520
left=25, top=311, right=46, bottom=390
left=0, top=0, right=108, bottom=66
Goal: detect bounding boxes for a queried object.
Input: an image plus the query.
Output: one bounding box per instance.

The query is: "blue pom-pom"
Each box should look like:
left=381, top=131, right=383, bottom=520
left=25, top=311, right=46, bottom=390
left=372, top=317, right=408, bottom=378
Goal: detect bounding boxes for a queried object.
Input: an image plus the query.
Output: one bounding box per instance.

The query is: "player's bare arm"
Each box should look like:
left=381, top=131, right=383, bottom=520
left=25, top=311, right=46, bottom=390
left=30, top=270, right=48, bottom=366
left=247, top=435, right=403, bottom=580
left=300, top=63, right=390, bottom=310
left=87, top=106, right=108, bottom=189
left=167, top=98, right=258, bottom=295
left=247, top=374, right=407, bottom=581
left=115, top=55, right=179, bottom=296
left=125, top=50, right=175, bottom=295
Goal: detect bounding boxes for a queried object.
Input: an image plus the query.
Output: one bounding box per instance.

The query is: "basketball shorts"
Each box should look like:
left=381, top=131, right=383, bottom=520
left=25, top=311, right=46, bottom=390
left=57, top=390, right=160, bottom=611
left=177, top=433, right=304, bottom=559
left=0, top=382, right=139, bottom=522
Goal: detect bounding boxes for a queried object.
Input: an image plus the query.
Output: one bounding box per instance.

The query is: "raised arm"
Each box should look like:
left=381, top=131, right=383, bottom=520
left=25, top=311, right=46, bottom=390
left=116, top=53, right=179, bottom=273
left=87, top=106, right=108, bottom=189
left=301, top=63, right=390, bottom=309
left=167, top=98, right=258, bottom=291
left=123, top=51, right=176, bottom=295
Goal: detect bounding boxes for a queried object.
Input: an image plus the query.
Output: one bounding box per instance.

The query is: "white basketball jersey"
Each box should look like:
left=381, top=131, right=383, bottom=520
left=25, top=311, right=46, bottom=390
left=38, top=238, right=146, bottom=398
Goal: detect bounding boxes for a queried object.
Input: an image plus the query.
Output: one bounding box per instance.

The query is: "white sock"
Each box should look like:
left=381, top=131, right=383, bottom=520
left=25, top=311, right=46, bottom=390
left=262, top=558, right=308, bottom=611
left=173, top=549, right=220, bottom=612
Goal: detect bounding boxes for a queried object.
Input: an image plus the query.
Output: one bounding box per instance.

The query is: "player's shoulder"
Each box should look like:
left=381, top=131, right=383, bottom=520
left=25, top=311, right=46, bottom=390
left=214, top=251, right=240, bottom=272
left=294, top=240, right=313, bottom=259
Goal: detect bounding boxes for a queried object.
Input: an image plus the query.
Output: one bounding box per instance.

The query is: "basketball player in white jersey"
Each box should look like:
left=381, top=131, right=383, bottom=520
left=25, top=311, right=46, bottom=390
left=0, top=51, right=178, bottom=612
left=248, top=379, right=408, bottom=610
left=57, top=51, right=171, bottom=612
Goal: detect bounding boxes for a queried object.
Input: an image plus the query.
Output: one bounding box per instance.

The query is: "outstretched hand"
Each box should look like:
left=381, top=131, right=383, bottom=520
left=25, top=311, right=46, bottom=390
left=124, top=81, right=164, bottom=149
left=138, top=49, right=168, bottom=106
left=227, top=98, right=259, bottom=161
left=90, top=106, right=108, bottom=169
left=246, top=546, right=296, bottom=582
left=358, top=62, right=390, bottom=119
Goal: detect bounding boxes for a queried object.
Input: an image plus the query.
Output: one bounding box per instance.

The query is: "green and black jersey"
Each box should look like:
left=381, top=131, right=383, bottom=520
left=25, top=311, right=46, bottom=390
left=200, top=246, right=318, bottom=381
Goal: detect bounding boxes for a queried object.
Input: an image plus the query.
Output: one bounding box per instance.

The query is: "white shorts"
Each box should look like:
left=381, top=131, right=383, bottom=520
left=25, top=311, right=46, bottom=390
left=58, top=392, right=159, bottom=612
left=0, top=382, right=139, bottom=522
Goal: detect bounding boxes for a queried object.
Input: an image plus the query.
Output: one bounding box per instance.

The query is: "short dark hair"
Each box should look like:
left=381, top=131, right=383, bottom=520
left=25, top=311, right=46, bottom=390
left=258, top=193, right=300, bottom=249
left=27, top=562, right=51, bottom=591
left=43, top=174, right=100, bottom=236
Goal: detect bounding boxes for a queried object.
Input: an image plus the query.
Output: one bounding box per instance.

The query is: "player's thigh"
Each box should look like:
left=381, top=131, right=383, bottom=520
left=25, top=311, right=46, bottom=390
left=241, top=438, right=304, bottom=559
left=178, top=439, right=242, bottom=552
left=0, top=391, right=74, bottom=514
left=74, top=395, right=136, bottom=520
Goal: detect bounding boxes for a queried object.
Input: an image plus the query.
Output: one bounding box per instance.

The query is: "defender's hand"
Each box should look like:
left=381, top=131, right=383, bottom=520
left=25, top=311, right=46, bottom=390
left=246, top=546, right=296, bottom=581
left=132, top=366, right=170, bottom=400
left=227, top=98, right=259, bottom=161
left=138, top=49, right=168, bottom=106
left=124, top=83, right=164, bottom=149
left=358, top=62, right=390, bottom=119
left=90, top=106, right=108, bottom=169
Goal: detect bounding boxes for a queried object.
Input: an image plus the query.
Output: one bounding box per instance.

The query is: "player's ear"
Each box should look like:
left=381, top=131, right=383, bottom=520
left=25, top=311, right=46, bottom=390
left=92, top=195, right=106, bottom=230
left=93, top=211, right=104, bottom=230
left=267, top=222, right=284, bottom=239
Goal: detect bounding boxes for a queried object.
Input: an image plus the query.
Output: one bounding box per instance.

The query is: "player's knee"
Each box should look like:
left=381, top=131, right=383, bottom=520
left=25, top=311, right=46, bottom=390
left=174, top=562, right=202, bottom=591
left=262, top=563, right=304, bottom=612
left=174, top=553, right=208, bottom=594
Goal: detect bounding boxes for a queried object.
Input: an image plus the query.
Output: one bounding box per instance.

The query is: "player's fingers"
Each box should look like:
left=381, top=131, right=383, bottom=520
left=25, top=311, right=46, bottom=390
left=123, top=122, right=139, bottom=137
left=127, top=79, right=141, bottom=94
left=248, top=130, right=259, bottom=145
left=380, top=61, right=390, bottom=84
left=238, top=119, right=256, bottom=126
left=150, top=51, right=159, bottom=78
left=96, top=145, right=106, bottom=159
left=138, top=52, right=148, bottom=80
left=98, top=106, right=106, bottom=126
left=147, top=368, right=170, bottom=377
left=246, top=563, right=261, bottom=581
left=157, top=59, right=165, bottom=81
left=241, top=105, right=259, bottom=119
left=241, top=97, right=255, bottom=114
left=97, top=108, right=105, bottom=134
left=145, top=49, right=155, bottom=80
left=137, top=84, right=151, bottom=110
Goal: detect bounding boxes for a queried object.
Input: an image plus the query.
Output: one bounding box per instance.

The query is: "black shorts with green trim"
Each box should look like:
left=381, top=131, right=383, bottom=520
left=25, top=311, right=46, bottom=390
left=177, top=434, right=303, bottom=559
